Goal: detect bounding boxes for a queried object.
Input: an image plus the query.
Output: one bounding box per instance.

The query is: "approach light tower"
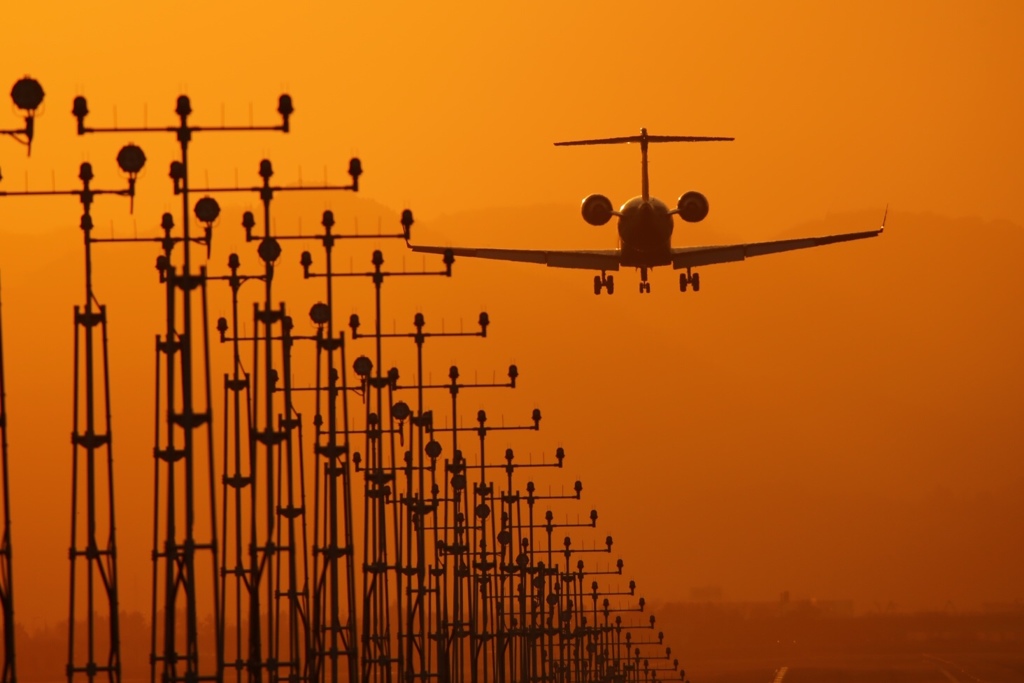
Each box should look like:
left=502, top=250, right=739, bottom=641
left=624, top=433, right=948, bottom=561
left=0, top=75, right=44, bottom=683
left=295, top=213, right=452, bottom=683
left=0, top=291, right=12, bottom=683
left=278, top=209, right=415, bottom=683
left=72, top=91, right=292, bottom=683
left=0, top=144, right=144, bottom=683
left=197, top=158, right=360, bottom=683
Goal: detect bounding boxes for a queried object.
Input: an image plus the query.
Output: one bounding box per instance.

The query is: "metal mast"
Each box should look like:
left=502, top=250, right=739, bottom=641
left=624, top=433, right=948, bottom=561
left=72, top=92, right=292, bottom=683
left=284, top=205, right=412, bottom=683
left=0, top=73, right=46, bottom=683
left=0, top=80, right=697, bottom=683
left=64, top=156, right=143, bottom=683
left=202, top=158, right=359, bottom=683
left=0, top=287, right=12, bottom=683
left=298, top=212, right=451, bottom=683
left=0, top=137, right=143, bottom=683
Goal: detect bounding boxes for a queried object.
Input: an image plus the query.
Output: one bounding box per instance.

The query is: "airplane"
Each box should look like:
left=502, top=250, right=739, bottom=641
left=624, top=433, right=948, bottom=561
left=408, top=128, right=885, bottom=294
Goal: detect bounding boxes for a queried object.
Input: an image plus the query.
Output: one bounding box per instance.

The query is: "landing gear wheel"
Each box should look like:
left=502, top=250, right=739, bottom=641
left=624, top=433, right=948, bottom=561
left=606, top=275, right=614, bottom=294
left=639, top=282, right=644, bottom=294
left=644, top=282, right=651, bottom=293
left=679, top=273, right=688, bottom=292
left=692, top=272, right=701, bottom=292
left=594, top=275, right=602, bottom=295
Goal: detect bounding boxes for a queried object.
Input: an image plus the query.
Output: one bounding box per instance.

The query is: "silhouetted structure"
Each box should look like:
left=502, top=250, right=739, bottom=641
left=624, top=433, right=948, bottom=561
left=72, top=92, right=293, bottom=683
left=2, top=83, right=691, bottom=683
left=0, top=292, right=13, bottom=683
left=0, top=74, right=46, bottom=683
left=204, top=159, right=360, bottom=683
left=0, top=145, right=145, bottom=683
left=296, top=210, right=387, bottom=683
left=211, top=248, right=261, bottom=682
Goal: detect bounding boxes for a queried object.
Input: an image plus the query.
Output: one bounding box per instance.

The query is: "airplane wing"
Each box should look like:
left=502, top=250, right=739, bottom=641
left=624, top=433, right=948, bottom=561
left=671, top=227, right=883, bottom=270
left=409, top=244, right=621, bottom=271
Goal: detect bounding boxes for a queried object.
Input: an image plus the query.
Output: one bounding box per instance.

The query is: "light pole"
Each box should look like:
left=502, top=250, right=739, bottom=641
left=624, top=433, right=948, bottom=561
left=0, top=144, right=145, bottom=683
left=0, top=74, right=44, bottom=683
left=199, top=157, right=360, bottom=683
left=72, top=91, right=291, bottom=683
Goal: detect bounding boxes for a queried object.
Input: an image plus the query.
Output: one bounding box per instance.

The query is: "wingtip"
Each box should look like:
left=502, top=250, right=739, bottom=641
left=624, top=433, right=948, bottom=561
left=880, top=203, right=889, bottom=233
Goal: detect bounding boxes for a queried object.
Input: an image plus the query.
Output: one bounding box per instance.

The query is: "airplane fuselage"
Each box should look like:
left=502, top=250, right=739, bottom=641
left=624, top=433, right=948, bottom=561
left=616, top=196, right=674, bottom=268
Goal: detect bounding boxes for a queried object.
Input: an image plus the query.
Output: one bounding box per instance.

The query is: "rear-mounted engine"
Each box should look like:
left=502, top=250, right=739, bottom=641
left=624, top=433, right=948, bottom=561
left=581, top=193, right=614, bottom=226
left=677, top=191, right=709, bottom=223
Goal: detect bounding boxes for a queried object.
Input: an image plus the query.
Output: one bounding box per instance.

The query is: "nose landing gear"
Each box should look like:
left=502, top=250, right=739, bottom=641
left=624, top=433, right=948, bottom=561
left=593, top=272, right=615, bottom=295
left=638, top=267, right=651, bottom=294
left=679, top=270, right=701, bottom=293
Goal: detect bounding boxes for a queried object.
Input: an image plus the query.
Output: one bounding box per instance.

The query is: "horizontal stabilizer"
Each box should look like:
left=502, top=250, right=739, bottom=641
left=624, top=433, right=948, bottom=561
left=554, top=134, right=734, bottom=147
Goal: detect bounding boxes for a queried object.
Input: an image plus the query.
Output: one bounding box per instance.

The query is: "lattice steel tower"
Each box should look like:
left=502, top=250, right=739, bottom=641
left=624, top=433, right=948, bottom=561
left=0, top=73, right=48, bottom=683
left=2, top=109, right=142, bottom=683
left=0, top=290, right=12, bottom=683
left=72, top=91, right=292, bottom=683
left=203, top=158, right=359, bottom=683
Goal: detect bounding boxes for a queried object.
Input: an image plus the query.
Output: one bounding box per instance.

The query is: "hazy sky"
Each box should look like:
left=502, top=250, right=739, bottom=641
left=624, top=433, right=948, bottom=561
left=1, top=0, right=1022, bottom=633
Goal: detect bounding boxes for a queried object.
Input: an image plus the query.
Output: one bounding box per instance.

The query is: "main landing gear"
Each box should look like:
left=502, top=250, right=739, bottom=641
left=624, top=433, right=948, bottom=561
left=679, top=269, right=701, bottom=293
left=593, top=272, right=615, bottom=295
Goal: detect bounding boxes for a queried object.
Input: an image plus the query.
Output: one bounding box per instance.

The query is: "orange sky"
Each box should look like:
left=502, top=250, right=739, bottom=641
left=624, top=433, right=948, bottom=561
left=1, top=0, right=1023, bottom=637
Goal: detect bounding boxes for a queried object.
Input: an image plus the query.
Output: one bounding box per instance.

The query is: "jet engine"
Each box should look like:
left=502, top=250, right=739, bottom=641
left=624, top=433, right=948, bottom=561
left=677, top=191, right=709, bottom=223
left=581, top=193, right=614, bottom=226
